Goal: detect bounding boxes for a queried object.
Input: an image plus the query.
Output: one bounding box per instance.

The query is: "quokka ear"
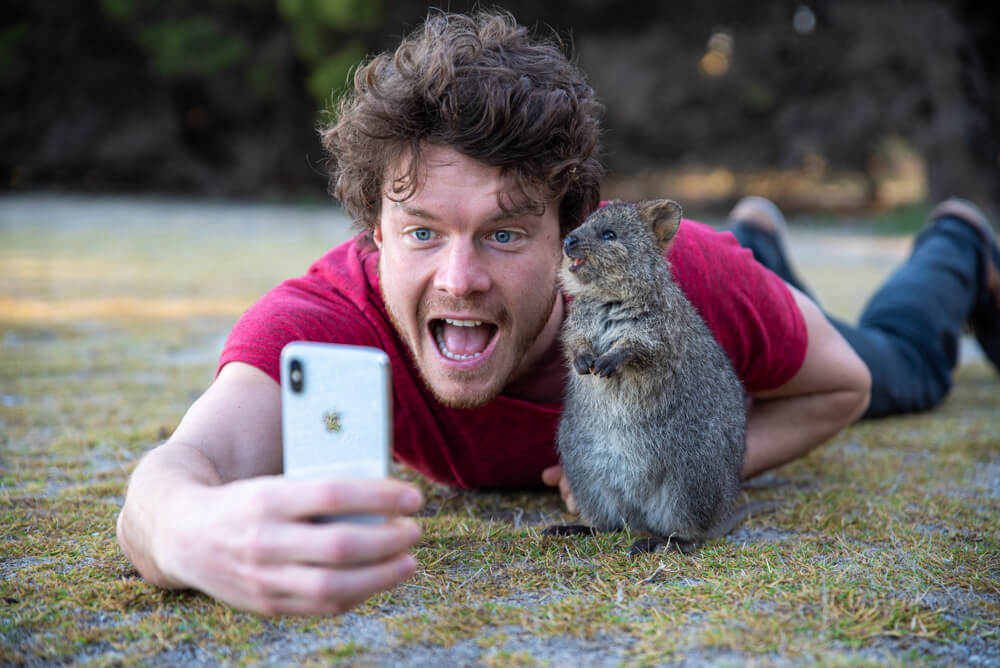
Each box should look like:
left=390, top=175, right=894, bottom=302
left=637, top=199, right=683, bottom=250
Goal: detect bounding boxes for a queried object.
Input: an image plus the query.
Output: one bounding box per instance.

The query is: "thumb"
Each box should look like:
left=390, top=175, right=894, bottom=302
left=541, top=465, right=563, bottom=487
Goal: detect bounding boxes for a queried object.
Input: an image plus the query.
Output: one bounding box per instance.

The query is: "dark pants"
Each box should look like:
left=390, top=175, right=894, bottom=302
left=728, top=217, right=981, bottom=419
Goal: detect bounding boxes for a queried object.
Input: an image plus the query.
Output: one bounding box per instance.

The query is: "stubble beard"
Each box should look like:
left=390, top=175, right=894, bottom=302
left=379, top=272, right=558, bottom=410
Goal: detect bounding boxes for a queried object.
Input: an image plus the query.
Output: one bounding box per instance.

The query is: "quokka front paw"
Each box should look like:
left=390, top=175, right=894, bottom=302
left=591, top=348, right=629, bottom=377
left=573, top=353, right=596, bottom=375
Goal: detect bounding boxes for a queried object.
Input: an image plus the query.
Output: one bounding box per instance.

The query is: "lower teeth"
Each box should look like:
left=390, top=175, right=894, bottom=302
left=435, top=330, right=484, bottom=360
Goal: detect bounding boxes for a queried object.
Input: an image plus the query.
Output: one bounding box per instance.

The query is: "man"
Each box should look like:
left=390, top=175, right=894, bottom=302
left=116, top=10, right=997, bottom=616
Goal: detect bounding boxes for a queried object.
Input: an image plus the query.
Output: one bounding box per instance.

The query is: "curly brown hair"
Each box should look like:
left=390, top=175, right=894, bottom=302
left=320, top=9, right=603, bottom=241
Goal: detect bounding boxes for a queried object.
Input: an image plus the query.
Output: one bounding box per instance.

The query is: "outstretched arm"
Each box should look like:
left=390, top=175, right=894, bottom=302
left=116, top=361, right=424, bottom=616
left=741, top=285, right=871, bottom=478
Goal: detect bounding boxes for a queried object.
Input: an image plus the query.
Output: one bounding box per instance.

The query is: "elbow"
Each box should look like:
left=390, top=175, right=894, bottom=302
left=116, top=505, right=180, bottom=589
left=115, top=478, right=179, bottom=589
left=115, top=507, right=128, bottom=557
left=115, top=501, right=146, bottom=582
left=824, top=329, right=872, bottom=427
left=845, top=359, right=872, bottom=425
left=820, top=355, right=872, bottom=431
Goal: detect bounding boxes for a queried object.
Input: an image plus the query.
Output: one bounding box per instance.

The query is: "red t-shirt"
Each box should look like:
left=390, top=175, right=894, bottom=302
left=218, top=219, right=807, bottom=488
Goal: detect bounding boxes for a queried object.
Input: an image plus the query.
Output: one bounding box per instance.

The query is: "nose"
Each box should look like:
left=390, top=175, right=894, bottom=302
left=434, top=239, right=491, bottom=297
left=563, top=235, right=579, bottom=252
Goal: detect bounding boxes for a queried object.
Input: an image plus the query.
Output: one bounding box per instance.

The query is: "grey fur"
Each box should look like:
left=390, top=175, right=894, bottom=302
left=555, top=200, right=749, bottom=550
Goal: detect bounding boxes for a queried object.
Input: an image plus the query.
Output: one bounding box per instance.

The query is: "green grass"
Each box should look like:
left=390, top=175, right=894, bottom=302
left=2, top=195, right=998, bottom=666
left=802, top=202, right=932, bottom=236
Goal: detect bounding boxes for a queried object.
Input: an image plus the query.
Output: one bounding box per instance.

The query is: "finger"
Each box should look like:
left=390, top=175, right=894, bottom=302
left=251, top=553, right=418, bottom=616
left=242, top=517, right=422, bottom=568
left=565, top=492, right=578, bottom=514
left=541, top=465, right=563, bottom=486
left=250, top=477, right=424, bottom=520
left=557, top=476, right=578, bottom=513
left=558, top=474, right=572, bottom=500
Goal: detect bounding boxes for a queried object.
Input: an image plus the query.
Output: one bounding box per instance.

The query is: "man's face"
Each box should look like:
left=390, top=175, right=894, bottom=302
left=374, top=145, right=564, bottom=409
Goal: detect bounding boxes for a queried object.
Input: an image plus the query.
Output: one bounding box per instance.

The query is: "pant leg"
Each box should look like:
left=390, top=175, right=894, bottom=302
left=727, top=217, right=980, bottom=419
left=726, top=224, right=815, bottom=298
left=844, top=217, right=979, bottom=417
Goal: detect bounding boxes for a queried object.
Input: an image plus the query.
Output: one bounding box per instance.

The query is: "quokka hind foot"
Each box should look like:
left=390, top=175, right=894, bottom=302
left=628, top=535, right=701, bottom=556
left=542, top=524, right=701, bottom=556
left=544, top=501, right=783, bottom=556
left=542, top=524, right=599, bottom=537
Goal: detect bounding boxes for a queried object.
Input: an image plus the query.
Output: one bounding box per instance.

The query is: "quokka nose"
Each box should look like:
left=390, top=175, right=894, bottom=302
left=563, top=235, right=579, bottom=252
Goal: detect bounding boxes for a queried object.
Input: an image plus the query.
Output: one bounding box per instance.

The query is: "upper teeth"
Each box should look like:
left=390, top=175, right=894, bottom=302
left=436, top=318, right=487, bottom=360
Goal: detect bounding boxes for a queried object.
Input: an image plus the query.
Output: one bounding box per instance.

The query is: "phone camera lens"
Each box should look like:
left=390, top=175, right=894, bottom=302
left=289, top=359, right=304, bottom=393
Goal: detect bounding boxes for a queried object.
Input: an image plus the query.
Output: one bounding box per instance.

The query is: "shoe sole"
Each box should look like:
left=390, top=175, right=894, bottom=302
left=727, top=196, right=822, bottom=306
left=929, top=198, right=1000, bottom=309
left=930, top=198, right=1000, bottom=373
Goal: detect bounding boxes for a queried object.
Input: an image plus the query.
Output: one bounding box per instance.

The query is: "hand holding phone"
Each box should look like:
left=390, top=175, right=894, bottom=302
left=280, top=342, right=392, bottom=523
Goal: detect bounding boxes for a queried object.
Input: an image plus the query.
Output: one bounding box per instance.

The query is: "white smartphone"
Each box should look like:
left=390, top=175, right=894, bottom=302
left=280, top=342, right=392, bottom=523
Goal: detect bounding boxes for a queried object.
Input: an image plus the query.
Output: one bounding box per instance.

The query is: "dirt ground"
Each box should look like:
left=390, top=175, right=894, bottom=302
left=1, top=194, right=998, bottom=666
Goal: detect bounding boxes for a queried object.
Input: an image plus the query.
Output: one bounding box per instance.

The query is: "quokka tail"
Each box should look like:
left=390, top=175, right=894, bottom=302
left=707, top=500, right=783, bottom=540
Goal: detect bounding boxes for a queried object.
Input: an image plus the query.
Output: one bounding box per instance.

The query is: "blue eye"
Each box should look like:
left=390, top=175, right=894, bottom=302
left=602, top=230, right=616, bottom=240
left=492, top=230, right=520, bottom=243
left=412, top=228, right=432, bottom=241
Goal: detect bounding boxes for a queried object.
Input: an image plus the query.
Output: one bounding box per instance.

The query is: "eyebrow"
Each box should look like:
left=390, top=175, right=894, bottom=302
left=396, top=200, right=544, bottom=223
left=395, top=201, right=437, bottom=220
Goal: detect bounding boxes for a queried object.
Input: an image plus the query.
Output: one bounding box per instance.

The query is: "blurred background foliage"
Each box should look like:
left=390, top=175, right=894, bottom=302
left=1, top=0, right=997, bottom=213
left=277, top=0, right=379, bottom=105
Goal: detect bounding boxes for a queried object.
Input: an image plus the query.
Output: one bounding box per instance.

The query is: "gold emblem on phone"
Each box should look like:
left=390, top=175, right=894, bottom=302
left=323, top=410, right=342, bottom=433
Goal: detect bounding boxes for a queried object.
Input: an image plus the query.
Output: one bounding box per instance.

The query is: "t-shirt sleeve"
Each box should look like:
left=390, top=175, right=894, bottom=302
left=669, top=222, right=808, bottom=393
left=217, top=276, right=378, bottom=383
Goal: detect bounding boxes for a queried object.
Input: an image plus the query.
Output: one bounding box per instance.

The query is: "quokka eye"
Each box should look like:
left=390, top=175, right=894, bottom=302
left=601, top=230, right=616, bottom=240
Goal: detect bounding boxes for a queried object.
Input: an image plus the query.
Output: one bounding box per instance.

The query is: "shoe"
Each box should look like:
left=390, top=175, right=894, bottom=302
left=727, top=196, right=821, bottom=305
left=928, top=197, right=1000, bottom=373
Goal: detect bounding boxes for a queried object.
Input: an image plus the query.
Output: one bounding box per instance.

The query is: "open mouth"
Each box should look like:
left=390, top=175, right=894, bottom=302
left=431, top=318, right=499, bottom=361
left=567, top=257, right=586, bottom=272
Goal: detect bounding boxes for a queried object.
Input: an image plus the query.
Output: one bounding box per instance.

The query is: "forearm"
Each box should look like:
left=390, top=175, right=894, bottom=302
left=114, top=363, right=424, bottom=615
left=116, top=442, right=221, bottom=588
left=742, top=385, right=868, bottom=479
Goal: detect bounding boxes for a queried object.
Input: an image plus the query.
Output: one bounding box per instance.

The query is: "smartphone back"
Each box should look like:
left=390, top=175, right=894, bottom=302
left=280, top=342, right=391, bottom=483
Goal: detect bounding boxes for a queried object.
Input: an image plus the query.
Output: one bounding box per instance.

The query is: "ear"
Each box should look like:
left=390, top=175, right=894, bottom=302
left=637, top=199, right=682, bottom=250
left=372, top=224, right=383, bottom=249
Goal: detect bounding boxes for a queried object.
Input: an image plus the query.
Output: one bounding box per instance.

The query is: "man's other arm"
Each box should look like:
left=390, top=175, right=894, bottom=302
left=741, top=285, right=872, bottom=478
left=116, top=361, right=424, bottom=616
